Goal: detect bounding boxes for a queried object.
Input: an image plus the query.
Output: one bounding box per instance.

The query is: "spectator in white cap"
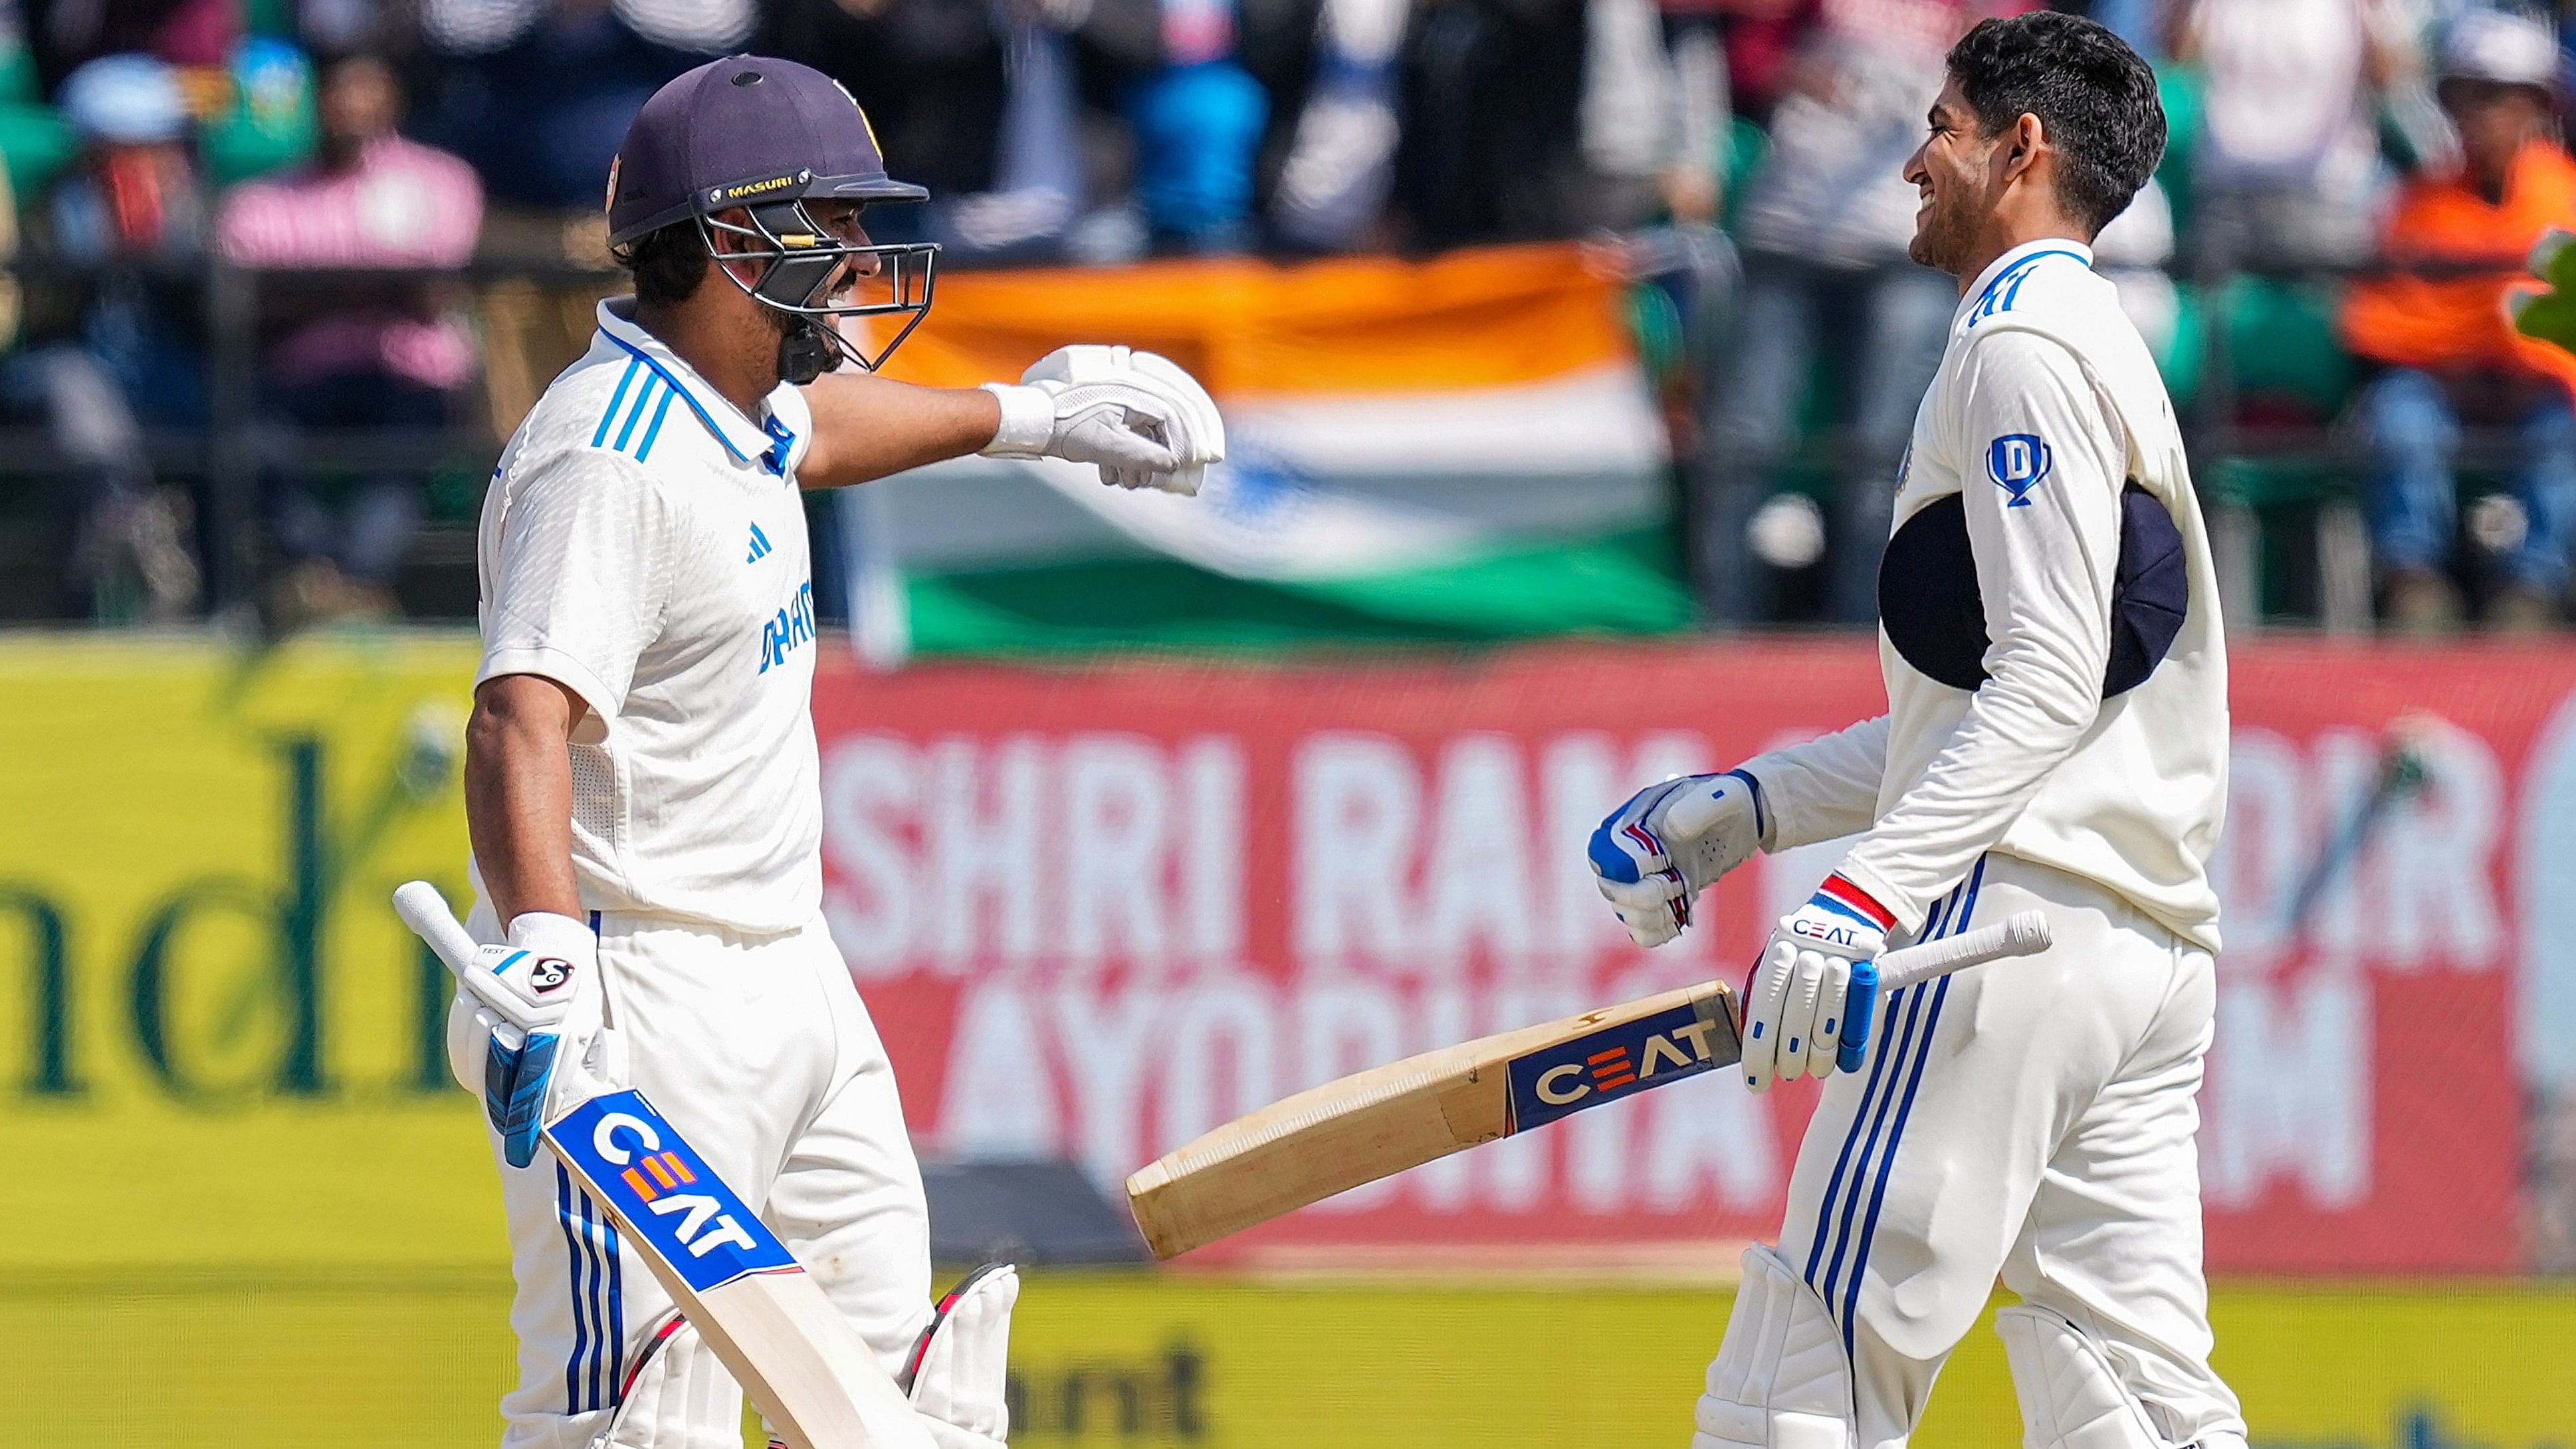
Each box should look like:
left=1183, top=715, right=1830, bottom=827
left=48, top=53, right=205, bottom=263
left=2343, top=7, right=2576, bottom=631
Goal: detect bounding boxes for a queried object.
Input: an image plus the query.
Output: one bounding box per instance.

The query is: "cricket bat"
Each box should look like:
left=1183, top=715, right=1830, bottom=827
left=1125, top=911, right=2051, bottom=1260
left=394, top=881, right=932, bottom=1449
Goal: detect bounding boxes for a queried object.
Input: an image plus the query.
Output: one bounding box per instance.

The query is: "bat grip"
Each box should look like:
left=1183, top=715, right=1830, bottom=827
left=1834, top=910, right=2053, bottom=1073
left=1836, top=962, right=1881, bottom=1075
left=393, top=879, right=481, bottom=982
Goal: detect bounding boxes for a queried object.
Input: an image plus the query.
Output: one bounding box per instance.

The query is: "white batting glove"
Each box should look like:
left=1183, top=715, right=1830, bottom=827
left=1587, top=768, right=1769, bottom=947
left=459, top=912, right=602, bottom=1168
left=903, top=1263, right=1019, bottom=1449
left=981, top=345, right=1226, bottom=495
left=1741, top=874, right=1891, bottom=1093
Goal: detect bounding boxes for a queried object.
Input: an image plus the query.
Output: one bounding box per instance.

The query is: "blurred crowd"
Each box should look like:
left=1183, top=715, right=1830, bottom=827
left=9, top=0, right=2576, bottom=634
left=1685, top=0, right=2576, bottom=635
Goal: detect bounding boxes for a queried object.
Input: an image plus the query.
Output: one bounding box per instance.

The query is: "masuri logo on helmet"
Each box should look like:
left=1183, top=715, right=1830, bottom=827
left=710, top=170, right=813, bottom=205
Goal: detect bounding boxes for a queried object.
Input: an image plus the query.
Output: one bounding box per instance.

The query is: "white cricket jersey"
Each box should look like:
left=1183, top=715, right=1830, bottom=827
left=474, top=297, right=825, bottom=935
left=1745, top=239, right=2231, bottom=951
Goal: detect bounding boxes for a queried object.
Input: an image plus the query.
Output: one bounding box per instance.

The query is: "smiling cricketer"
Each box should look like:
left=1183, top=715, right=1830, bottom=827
left=1589, top=13, right=2246, bottom=1449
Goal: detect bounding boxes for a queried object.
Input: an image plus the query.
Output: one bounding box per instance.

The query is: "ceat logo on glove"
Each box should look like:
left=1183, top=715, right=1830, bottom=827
left=1791, top=918, right=1869, bottom=948
left=526, top=957, right=574, bottom=994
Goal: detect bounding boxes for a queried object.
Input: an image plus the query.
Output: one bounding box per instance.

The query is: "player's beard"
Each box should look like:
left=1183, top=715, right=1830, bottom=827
left=1909, top=185, right=1973, bottom=274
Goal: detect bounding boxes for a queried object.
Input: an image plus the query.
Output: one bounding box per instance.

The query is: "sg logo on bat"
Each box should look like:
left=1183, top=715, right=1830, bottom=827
left=548, top=1089, right=802, bottom=1295
left=1504, top=1002, right=1729, bottom=1133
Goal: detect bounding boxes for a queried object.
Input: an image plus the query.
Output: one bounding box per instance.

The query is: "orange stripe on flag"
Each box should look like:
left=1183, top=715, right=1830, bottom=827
left=861, top=243, right=1635, bottom=397
left=622, top=1167, right=655, bottom=1200
left=663, top=1153, right=696, bottom=1185
left=643, top=1155, right=678, bottom=1190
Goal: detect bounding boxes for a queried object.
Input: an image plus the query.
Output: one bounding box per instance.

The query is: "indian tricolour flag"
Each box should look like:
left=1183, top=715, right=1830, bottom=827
left=849, top=243, right=1685, bottom=657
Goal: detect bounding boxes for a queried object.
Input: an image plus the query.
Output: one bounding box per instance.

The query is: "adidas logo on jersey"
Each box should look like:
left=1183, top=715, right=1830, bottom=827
left=746, top=522, right=772, bottom=564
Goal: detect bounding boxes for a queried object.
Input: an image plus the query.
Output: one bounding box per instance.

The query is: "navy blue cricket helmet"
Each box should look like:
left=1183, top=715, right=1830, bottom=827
left=605, top=55, right=938, bottom=378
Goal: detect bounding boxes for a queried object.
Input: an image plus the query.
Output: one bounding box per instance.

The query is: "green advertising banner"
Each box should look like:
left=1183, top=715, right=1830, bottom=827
left=0, top=633, right=497, bottom=1271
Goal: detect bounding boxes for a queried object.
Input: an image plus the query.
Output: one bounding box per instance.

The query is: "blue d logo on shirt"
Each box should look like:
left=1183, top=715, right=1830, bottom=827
left=1988, top=434, right=2052, bottom=508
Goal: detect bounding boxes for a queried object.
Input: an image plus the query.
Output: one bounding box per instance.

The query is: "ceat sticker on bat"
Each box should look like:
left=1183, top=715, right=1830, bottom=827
left=548, top=1089, right=800, bottom=1295
left=1503, top=1001, right=1729, bottom=1133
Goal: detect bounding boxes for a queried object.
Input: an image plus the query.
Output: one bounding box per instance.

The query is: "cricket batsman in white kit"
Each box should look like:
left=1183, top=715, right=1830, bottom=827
left=437, top=55, right=1220, bottom=1449
left=1590, top=14, right=2246, bottom=1449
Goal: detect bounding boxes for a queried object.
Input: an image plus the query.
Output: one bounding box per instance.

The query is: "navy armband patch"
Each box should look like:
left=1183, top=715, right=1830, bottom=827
left=1877, top=483, right=2187, bottom=697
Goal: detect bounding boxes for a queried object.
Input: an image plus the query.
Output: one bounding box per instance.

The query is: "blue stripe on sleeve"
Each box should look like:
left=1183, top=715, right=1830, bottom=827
left=1969, top=250, right=2090, bottom=326
left=613, top=378, right=659, bottom=455
left=635, top=385, right=679, bottom=462
left=601, top=332, right=750, bottom=462
left=591, top=360, right=641, bottom=449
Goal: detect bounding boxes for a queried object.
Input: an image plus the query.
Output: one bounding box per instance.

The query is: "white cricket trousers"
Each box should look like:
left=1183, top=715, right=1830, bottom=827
left=1699, top=851, right=2246, bottom=1449
left=449, top=908, right=934, bottom=1449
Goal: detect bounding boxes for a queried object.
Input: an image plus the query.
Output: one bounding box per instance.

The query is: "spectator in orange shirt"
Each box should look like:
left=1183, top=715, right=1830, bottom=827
left=2343, top=10, right=2576, bottom=631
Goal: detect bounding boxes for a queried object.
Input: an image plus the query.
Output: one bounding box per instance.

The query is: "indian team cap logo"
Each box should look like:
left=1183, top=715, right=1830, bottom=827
left=603, top=154, right=620, bottom=214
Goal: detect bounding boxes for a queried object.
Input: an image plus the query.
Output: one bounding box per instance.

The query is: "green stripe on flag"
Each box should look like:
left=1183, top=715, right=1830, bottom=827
left=904, top=529, right=1694, bottom=655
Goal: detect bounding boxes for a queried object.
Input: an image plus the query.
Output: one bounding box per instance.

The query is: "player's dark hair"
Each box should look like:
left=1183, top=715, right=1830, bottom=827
left=621, top=221, right=708, bottom=306
left=1945, top=11, right=2166, bottom=236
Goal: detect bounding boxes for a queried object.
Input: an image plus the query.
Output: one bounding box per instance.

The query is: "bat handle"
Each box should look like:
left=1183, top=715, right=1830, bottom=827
left=393, top=879, right=481, bottom=982
left=1834, top=910, right=2053, bottom=1073
left=1835, top=960, right=1882, bottom=1075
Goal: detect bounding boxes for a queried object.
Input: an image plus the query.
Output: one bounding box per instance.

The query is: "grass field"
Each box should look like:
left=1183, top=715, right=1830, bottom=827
left=7, top=1270, right=2572, bottom=1448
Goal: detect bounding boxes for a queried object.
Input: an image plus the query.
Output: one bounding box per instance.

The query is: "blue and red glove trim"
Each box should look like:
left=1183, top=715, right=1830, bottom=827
left=1811, top=873, right=1896, bottom=933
